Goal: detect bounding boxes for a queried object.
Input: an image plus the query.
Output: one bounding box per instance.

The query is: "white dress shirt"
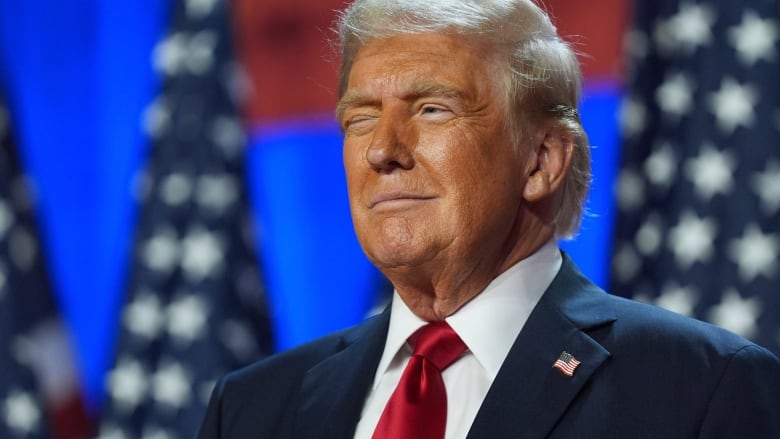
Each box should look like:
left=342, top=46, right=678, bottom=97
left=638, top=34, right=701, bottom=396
left=353, top=240, right=563, bottom=439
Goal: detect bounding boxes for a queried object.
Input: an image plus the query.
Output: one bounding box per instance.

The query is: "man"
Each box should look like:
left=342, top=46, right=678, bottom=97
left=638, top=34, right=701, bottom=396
left=198, top=0, right=780, bottom=437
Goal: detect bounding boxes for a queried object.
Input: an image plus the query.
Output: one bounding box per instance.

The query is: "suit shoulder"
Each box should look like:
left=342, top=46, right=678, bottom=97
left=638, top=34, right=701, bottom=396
left=605, top=293, right=777, bottom=360
left=226, top=323, right=361, bottom=389
left=199, top=316, right=385, bottom=437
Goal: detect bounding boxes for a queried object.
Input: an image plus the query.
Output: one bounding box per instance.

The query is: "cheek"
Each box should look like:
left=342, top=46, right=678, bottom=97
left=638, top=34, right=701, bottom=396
left=450, top=147, right=521, bottom=218
left=435, top=132, right=509, bottom=190
left=343, top=143, right=364, bottom=192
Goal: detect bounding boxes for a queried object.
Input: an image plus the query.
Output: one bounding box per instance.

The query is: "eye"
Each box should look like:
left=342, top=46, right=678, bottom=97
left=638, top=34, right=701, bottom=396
left=421, top=105, right=447, bottom=114
left=343, top=115, right=377, bottom=133
left=418, top=104, right=453, bottom=121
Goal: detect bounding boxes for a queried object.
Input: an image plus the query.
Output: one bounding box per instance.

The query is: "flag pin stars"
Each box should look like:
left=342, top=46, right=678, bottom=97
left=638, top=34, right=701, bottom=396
left=553, top=351, right=581, bottom=377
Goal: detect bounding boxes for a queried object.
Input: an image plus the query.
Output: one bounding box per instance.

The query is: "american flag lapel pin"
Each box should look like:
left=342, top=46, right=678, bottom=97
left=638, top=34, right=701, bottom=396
left=553, top=351, right=581, bottom=377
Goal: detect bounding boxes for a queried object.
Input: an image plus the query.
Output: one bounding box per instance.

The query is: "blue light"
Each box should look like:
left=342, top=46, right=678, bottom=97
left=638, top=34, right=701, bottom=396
left=247, top=119, right=383, bottom=350
left=560, top=81, right=622, bottom=287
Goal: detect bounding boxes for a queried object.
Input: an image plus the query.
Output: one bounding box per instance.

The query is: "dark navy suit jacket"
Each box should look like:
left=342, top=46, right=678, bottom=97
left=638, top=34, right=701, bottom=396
left=198, top=255, right=780, bottom=438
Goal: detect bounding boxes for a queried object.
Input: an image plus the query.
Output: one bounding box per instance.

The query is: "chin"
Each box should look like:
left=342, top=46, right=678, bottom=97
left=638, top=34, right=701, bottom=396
left=368, top=246, right=425, bottom=270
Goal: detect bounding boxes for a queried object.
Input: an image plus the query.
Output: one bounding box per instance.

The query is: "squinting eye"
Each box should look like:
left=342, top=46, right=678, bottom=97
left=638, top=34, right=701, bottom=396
left=344, top=116, right=376, bottom=132
left=418, top=105, right=453, bottom=121
left=421, top=106, right=445, bottom=114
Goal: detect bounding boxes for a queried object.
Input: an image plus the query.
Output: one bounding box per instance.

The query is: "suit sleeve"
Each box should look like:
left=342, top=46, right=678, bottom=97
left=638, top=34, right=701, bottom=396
left=698, top=345, right=780, bottom=438
left=196, top=377, right=227, bottom=439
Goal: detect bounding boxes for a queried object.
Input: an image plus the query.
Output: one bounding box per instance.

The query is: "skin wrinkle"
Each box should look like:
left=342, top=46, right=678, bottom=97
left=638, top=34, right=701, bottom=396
left=341, top=33, right=572, bottom=321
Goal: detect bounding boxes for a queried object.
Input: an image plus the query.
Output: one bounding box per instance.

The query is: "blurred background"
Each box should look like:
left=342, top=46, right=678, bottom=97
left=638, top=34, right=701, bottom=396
left=0, top=0, right=777, bottom=437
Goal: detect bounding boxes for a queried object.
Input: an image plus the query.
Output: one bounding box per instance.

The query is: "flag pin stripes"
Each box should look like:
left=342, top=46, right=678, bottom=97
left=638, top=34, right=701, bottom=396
left=553, top=351, right=581, bottom=377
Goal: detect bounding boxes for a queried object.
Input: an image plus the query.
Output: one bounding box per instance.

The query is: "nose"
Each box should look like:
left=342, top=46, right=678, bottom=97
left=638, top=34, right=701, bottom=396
left=365, top=111, right=415, bottom=173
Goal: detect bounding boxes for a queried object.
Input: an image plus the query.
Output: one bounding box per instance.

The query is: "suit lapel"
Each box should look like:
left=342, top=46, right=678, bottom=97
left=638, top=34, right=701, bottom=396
left=468, top=254, right=615, bottom=438
left=291, top=310, right=390, bottom=439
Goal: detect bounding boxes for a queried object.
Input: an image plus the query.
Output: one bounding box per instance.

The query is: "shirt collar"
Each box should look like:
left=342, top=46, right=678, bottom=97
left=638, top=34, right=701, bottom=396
left=374, top=239, right=562, bottom=385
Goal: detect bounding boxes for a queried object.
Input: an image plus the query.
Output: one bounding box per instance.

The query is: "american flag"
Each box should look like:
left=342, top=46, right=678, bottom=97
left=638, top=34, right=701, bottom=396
left=98, top=0, right=273, bottom=437
left=552, top=351, right=581, bottom=377
left=0, top=91, right=51, bottom=439
left=611, top=0, right=780, bottom=356
left=1, top=95, right=90, bottom=438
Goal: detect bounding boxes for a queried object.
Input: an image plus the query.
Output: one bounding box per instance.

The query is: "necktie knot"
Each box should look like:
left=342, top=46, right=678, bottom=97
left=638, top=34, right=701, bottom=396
left=372, top=321, right=466, bottom=439
left=409, top=321, right=466, bottom=373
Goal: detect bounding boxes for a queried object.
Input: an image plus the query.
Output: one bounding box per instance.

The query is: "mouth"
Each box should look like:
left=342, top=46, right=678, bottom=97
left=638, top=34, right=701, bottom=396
left=369, top=192, right=434, bottom=209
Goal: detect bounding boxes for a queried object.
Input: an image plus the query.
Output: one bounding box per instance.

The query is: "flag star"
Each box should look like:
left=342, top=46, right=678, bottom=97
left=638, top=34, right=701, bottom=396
left=141, top=96, right=171, bottom=138
left=751, top=161, right=780, bottom=214
left=727, top=224, right=778, bottom=283
left=152, top=362, right=192, bottom=409
left=185, top=30, right=217, bottom=75
left=707, top=289, right=761, bottom=338
left=153, top=32, right=187, bottom=75
left=655, top=283, right=697, bottom=316
left=612, top=243, right=642, bottom=283
left=2, top=390, right=41, bottom=434
left=142, top=226, right=180, bottom=273
left=107, top=358, right=148, bottom=411
left=708, top=78, right=758, bottom=133
left=635, top=212, right=663, bottom=256
left=655, top=72, right=695, bottom=118
left=620, top=95, right=647, bottom=138
left=142, top=426, right=176, bottom=439
left=123, top=291, right=166, bottom=340
left=186, top=0, right=218, bottom=19
left=211, top=116, right=245, bottom=159
left=197, top=174, right=238, bottom=214
left=160, top=173, right=193, bottom=206
left=684, top=143, right=737, bottom=200
left=181, top=227, right=224, bottom=281
left=0, top=199, right=13, bottom=239
left=644, top=142, right=677, bottom=187
left=616, top=169, right=646, bottom=212
left=655, top=3, right=716, bottom=54
left=668, top=210, right=718, bottom=269
left=97, top=423, right=130, bottom=439
left=728, top=11, right=779, bottom=66
left=168, top=294, right=208, bottom=342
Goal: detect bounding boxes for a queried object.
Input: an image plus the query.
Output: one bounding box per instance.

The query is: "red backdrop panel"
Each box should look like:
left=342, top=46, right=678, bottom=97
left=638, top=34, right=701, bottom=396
left=233, top=0, right=629, bottom=124
left=232, top=0, right=349, bottom=123
left=546, top=0, right=631, bottom=80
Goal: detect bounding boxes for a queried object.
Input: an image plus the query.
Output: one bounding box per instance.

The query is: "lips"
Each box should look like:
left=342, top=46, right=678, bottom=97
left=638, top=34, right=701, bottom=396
left=369, top=192, right=434, bottom=208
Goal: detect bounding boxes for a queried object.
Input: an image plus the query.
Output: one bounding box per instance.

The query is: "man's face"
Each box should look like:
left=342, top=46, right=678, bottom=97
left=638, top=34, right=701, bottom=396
left=339, top=33, right=532, bottom=277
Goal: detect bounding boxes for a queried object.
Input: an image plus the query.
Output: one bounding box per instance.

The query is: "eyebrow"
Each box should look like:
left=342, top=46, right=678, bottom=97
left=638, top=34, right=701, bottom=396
left=336, top=82, right=468, bottom=121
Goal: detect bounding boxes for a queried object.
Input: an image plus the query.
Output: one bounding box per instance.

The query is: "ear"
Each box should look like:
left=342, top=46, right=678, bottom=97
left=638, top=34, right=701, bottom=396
left=523, top=125, right=574, bottom=203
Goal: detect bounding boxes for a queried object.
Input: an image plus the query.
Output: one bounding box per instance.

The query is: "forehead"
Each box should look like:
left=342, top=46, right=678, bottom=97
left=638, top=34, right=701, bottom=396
left=344, top=33, right=501, bottom=98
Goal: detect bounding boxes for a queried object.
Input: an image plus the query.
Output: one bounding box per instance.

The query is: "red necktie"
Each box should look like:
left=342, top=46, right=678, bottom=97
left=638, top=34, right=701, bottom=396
left=372, top=321, right=467, bottom=439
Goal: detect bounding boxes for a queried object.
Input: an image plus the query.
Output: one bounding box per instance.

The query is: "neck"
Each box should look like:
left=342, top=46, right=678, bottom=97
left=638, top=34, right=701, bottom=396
left=388, top=225, right=555, bottom=321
